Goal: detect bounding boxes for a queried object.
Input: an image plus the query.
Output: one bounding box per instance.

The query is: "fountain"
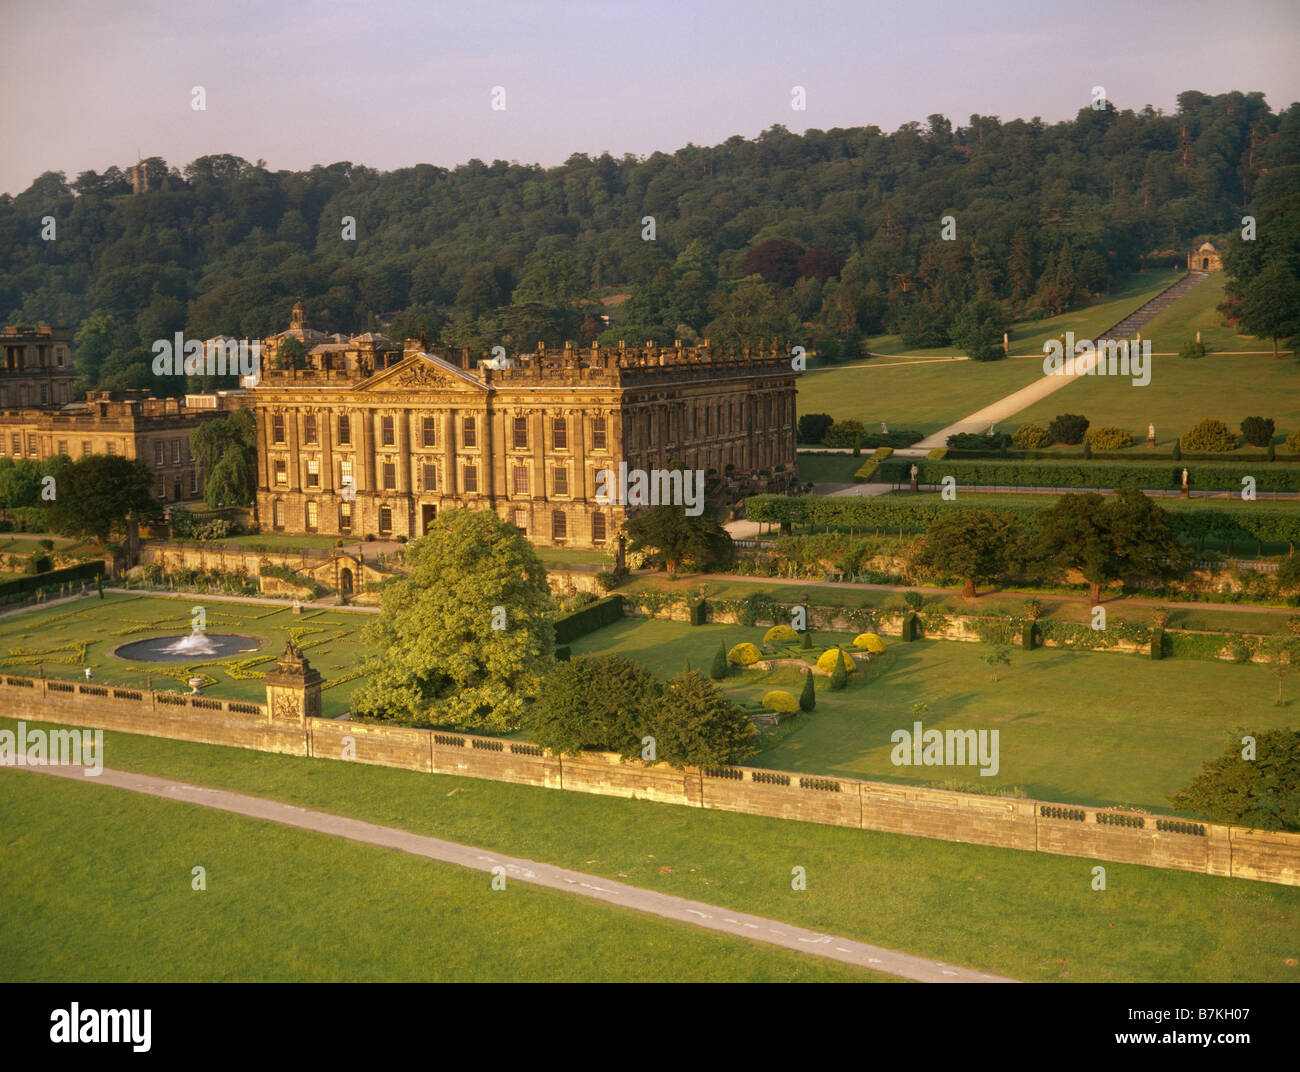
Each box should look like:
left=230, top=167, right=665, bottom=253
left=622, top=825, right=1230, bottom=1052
left=111, top=627, right=263, bottom=664
left=161, top=623, right=222, bottom=657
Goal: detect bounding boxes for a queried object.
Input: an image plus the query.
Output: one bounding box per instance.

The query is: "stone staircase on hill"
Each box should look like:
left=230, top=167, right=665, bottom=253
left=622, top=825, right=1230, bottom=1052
left=1096, top=270, right=1208, bottom=342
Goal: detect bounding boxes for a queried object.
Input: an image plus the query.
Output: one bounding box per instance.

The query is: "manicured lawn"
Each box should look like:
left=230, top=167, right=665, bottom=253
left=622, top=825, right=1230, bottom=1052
left=1008, top=352, right=1300, bottom=447
left=798, top=356, right=1043, bottom=433
left=795, top=453, right=864, bottom=484
left=1136, top=272, right=1273, bottom=355
left=4, top=716, right=1295, bottom=982
left=569, top=617, right=1299, bottom=811
left=0, top=592, right=373, bottom=717
left=0, top=771, right=881, bottom=982
left=862, top=270, right=1182, bottom=358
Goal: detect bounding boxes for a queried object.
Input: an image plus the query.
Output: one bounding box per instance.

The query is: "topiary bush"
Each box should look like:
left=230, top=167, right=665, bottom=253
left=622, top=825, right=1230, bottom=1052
left=828, top=650, right=849, bottom=690
left=798, top=669, right=816, bottom=712
left=1085, top=426, right=1134, bottom=450
left=710, top=641, right=728, bottom=680
left=853, top=632, right=886, bottom=653
left=1286, top=429, right=1300, bottom=454
left=824, top=419, right=869, bottom=449
left=1047, top=413, right=1090, bottom=445
left=800, top=629, right=813, bottom=649
left=816, top=647, right=855, bottom=675
left=763, top=624, right=798, bottom=645
left=1180, top=418, right=1238, bottom=453
left=728, top=642, right=762, bottom=666
left=1241, top=417, right=1275, bottom=448
left=798, top=413, right=834, bottom=444
left=762, top=690, right=800, bottom=714
left=1012, top=424, right=1050, bottom=450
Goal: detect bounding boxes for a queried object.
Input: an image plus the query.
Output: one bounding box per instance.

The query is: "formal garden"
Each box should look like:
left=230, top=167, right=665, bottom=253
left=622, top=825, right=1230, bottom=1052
left=0, top=593, right=371, bottom=717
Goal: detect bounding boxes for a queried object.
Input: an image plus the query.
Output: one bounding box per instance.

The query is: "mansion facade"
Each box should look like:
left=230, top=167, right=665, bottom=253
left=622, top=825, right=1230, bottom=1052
left=254, top=307, right=798, bottom=548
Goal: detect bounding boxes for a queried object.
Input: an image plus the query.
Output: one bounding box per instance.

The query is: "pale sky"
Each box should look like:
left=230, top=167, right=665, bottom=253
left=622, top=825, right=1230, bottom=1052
left=2, top=0, right=1298, bottom=194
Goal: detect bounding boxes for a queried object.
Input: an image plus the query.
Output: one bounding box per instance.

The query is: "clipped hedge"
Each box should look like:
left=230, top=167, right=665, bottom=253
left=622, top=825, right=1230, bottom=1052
left=878, top=458, right=1300, bottom=493
left=745, top=493, right=1300, bottom=547
left=762, top=690, right=800, bottom=714
left=853, top=632, right=885, bottom=652
left=728, top=642, right=762, bottom=666
left=816, top=647, right=856, bottom=674
left=1012, top=424, right=1050, bottom=450
left=555, top=594, right=624, bottom=645
left=763, top=624, right=798, bottom=645
left=0, top=560, right=104, bottom=601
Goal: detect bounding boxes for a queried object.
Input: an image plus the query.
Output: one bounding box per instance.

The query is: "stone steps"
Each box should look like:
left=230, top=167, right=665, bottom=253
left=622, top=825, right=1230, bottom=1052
left=1096, top=271, right=1208, bottom=342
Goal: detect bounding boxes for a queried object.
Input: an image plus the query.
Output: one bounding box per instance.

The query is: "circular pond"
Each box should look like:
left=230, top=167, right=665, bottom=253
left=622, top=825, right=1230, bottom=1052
left=111, top=633, right=265, bottom=663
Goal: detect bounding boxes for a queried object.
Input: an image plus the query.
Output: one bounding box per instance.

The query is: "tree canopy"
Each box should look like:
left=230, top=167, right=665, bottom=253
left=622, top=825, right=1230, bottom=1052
left=352, top=509, right=555, bottom=731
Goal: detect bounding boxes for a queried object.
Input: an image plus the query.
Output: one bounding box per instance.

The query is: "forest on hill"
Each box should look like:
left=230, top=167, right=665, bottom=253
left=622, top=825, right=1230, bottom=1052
left=2, top=89, right=1297, bottom=395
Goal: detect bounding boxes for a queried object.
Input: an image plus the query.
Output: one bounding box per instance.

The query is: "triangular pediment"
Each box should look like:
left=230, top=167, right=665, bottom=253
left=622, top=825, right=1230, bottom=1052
left=359, top=352, right=486, bottom=393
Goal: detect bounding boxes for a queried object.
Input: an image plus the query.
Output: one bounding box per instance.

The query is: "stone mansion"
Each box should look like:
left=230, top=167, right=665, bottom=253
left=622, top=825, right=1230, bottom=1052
left=254, top=304, right=798, bottom=548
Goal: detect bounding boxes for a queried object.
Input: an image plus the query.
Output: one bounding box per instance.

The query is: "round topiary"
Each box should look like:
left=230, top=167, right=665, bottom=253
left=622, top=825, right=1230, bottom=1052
left=1011, top=424, right=1050, bottom=450
left=816, top=647, right=855, bottom=674
left=1179, top=418, right=1237, bottom=453
left=763, top=624, right=798, bottom=645
left=1285, top=429, right=1300, bottom=454
left=762, top=690, right=800, bottom=714
left=853, top=632, right=886, bottom=653
left=1084, top=426, right=1134, bottom=450
left=728, top=642, right=762, bottom=666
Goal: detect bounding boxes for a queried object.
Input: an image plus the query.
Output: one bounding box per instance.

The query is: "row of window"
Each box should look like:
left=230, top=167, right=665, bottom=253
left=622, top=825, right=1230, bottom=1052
left=271, top=499, right=606, bottom=541
left=156, top=472, right=199, bottom=498
left=272, top=457, right=591, bottom=496
left=1, top=437, right=121, bottom=458
left=152, top=439, right=190, bottom=466
left=269, top=413, right=608, bottom=451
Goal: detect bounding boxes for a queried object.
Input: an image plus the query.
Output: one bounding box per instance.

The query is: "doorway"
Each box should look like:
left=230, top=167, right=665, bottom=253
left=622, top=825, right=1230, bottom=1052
left=421, top=503, right=437, bottom=534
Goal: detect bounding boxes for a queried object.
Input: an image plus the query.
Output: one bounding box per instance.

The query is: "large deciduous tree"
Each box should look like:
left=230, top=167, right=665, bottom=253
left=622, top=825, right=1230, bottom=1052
left=352, top=509, right=555, bottom=731
left=918, top=510, right=1018, bottom=597
left=48, top=455, right=158, bottom=542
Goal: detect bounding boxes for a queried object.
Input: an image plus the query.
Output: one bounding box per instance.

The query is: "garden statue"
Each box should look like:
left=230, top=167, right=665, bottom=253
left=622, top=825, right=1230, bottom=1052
left=909, top=463, right=919, bottom=492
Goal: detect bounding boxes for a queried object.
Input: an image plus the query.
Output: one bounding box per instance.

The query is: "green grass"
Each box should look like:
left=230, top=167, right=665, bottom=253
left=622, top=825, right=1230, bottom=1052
left=1138, top=273, right=1272, bottom=355
left=0, top=592, right=373, bottom=717
left=794, top=453, right=864, bottom=484
left=798, top=357, right=1042, bottom=434
left=1008, top=353, right=1300, bottom=447
left=0, top=771, right=882, bottom=982
left=861, top=270, right=1182, bottom=359
left=4, top=716, right=1295, bottom=982
left=569, top=617, right=1299, bottom=811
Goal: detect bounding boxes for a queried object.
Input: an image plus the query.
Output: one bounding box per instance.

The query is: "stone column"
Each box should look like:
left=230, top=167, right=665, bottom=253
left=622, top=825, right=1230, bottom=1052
left=288, top=407, right=301, bottom=491
left=264, top=641, right=322, bottom=725
left=321, top=409, right=334, bottom=493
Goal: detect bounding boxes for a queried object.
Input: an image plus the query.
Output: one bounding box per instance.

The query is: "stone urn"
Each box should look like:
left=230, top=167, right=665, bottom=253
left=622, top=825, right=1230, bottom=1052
left=188, top=677, right=204, bottom=695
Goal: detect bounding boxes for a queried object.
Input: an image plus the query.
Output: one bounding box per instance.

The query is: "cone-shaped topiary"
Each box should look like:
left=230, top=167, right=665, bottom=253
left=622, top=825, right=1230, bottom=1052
left=801, top=629, right=813, bottom=649
left=829, top=649, right=848, bottom=690
left=710, top=641, right=728, bottom=680
left=816, top=647, right=855, bottom=674
left=799, top=668, right=816, bottom=711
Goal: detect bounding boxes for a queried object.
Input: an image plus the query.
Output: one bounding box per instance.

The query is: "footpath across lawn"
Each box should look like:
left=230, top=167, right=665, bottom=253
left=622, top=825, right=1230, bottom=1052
left=3, top=716, right=1295, bottom=982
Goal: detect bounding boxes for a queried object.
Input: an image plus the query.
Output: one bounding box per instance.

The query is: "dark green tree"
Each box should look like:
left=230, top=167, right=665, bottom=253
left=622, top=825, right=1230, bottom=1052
left=798, top=668, right=816, bottom=711
left=1170, top=729, right=1300, bottom=831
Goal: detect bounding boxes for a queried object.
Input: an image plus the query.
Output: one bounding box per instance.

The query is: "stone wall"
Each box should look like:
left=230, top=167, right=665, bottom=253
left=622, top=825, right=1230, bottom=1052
left=2, top=671, right=1297, bottom=887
